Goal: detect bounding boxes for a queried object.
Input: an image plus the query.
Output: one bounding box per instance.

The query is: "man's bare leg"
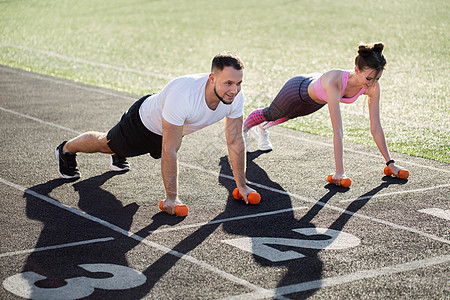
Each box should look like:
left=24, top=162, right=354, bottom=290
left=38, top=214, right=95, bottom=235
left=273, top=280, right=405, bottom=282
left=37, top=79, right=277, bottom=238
left=63, top=131, right=114, bottom=154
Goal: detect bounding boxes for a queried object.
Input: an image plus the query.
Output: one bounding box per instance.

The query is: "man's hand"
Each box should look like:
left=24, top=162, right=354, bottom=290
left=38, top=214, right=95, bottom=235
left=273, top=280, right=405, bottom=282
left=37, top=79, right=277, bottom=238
left=224, top=116, right=249, bottom=193
left=236, top=185, right=256, bottom=204
left=161, top=118, right=183, bottom=212
left=161, top=197, right=183, bottom=215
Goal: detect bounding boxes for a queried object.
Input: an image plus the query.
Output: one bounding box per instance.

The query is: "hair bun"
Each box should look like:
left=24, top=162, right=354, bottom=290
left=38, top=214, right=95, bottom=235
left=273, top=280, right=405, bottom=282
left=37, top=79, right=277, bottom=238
left=373, top=42, right=385, bottom=52
left=358, top=42, right=385, bottom=57
left=358, top=45, right=371, bottom=57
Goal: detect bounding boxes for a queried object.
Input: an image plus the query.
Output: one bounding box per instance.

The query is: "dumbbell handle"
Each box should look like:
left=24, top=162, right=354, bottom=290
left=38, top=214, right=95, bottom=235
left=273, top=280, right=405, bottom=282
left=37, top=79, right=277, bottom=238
left=327, top=174, right=352, bottom=188
left=159, top=200, right=189, bottom=217
left=232, top=188, right=261, bottom=204
left=384, top=166, right=409, bottom=179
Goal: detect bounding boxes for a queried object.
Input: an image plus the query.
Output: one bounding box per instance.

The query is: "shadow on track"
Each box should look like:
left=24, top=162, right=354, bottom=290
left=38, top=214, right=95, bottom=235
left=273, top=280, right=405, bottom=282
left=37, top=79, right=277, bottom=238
left=219, top=151, right=408, bottom=299
left=20, top=175, right=138, bottom=299
left=15, top=160, right=408, bottom=299
left=18, top=172, right=184, bottom=299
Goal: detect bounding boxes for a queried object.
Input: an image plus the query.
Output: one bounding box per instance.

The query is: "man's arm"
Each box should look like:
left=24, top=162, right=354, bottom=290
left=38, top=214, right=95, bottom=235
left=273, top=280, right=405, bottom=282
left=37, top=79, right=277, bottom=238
left=224, top=116, right=255, bottom=203
left=161, top=118, right=184, bottom=214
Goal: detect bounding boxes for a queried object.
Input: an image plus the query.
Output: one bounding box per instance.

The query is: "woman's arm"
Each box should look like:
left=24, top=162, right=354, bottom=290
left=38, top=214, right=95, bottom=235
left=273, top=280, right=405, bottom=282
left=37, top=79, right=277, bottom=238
left=367, top=82, right=390, bottom=160
left=325, top=71, right=346, bottom=185
left=367, top=82, right=404, bottom=176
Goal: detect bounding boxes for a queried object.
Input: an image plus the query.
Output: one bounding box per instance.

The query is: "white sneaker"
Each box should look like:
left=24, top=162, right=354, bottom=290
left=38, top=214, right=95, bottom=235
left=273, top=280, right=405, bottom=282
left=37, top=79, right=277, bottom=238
left=243, top=130, right=251, bottom=152
left=249, top=125, right=273, bottom=151
left=110, top=154, right=130, bottom=172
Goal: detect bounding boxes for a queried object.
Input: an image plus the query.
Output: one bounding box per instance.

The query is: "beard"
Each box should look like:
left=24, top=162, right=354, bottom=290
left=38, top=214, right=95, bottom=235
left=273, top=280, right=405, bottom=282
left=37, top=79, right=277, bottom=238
left=214, top=85, right=233, bottom=105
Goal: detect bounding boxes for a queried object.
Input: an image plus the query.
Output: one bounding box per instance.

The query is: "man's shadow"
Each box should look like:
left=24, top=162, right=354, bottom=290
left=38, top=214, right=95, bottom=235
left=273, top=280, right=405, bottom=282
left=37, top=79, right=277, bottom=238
left=219, top=151, right=408, bottom=299
left=21, top=171, right=184, bottom=299
left=20, top=166, right=252, bottom=299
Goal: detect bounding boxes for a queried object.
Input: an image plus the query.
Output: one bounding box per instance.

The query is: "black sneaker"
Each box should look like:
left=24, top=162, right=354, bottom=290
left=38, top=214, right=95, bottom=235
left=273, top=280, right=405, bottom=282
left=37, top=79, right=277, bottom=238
left=55, top=141, right=80, bottom=179
left=110, top=154, right=130, bottom=172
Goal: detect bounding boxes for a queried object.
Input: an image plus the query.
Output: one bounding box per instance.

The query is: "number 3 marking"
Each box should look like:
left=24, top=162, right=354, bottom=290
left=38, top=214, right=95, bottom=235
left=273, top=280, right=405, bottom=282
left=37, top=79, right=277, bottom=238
left=3, top=263, right=146, bottom=300
left=222, top=228, right=360, bottom=262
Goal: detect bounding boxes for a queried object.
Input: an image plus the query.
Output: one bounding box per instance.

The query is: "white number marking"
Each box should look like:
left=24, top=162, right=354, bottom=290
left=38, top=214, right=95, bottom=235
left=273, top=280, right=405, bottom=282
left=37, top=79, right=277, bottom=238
left=222, top=228, right=360, bottom=262
left=2, top=263, right=146, bottom=300
left=418, top=208, right=450, bottom=221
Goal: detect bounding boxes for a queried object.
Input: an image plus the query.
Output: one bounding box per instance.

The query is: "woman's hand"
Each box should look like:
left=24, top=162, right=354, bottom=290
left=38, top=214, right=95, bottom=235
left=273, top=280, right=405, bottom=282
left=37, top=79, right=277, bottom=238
left=332, top=172, right=346, bottom=186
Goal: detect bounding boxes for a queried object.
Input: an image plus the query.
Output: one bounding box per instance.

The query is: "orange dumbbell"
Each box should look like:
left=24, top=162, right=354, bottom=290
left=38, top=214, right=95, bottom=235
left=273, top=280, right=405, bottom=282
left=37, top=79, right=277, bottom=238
left=327, top=174, right=352, bottom=188
left=384, top=166, right=409, bottom=179
left=159, top=200, right=189, bottom=217
left=232, top=188, right=261, bottom=204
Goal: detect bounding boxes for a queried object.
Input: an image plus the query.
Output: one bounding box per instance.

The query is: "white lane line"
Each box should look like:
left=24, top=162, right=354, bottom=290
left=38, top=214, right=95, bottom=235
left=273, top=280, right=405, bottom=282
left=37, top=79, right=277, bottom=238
left=341, top=108, right=450, bottom=132
left=149, top=207, right=309, bottom=234
left=0, top=43, right=174, bottom=80
left=0, top=177, right=269, bottom=294
left=1, top=67, right=448, bottom=297
left=418, top=208, right=450, bottom=221
left=1, top=65, right=449, bottom=174
left=2, top=101, right=449, bottom=175
left=339, top=184, right=450, bottom=203
left=1, top=68, right=449, bottom=239
left=0, top=237, right=115, bottom=258
left=220, top=254, right=450, bottom=299
left=2, top=43, right=448, bottom=77
left=270, top=131, right=450, bottom=173
left=180, top=162, right=450, bottom=245
left=2, top=48, right=449, bottom=132
left=1, top=102, right=449, bottom=245
left=0, top=65, right=136, bottom=101
left=0, top=106, right=81, bottom=134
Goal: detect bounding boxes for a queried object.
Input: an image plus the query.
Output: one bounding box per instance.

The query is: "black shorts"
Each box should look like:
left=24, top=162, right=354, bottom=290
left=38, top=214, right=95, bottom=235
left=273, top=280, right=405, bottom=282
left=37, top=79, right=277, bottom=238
left=107, top=94, right=163, bottom=159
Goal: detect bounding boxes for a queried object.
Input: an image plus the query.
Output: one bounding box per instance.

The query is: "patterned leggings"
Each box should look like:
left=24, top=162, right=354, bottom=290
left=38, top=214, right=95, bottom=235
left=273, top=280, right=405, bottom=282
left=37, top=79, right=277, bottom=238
left=243, top=75, right=325, bottom=131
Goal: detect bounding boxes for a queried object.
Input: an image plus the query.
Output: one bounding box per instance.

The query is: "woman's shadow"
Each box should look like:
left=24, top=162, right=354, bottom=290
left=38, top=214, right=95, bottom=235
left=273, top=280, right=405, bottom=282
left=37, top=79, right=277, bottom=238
left=219, top=151, right=407, bottom=299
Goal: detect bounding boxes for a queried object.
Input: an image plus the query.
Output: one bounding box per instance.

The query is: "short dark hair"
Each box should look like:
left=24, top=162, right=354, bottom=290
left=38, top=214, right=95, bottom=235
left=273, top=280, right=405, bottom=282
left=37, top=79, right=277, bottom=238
left=355, top=42, right=387, bottom=73
left=211, top=51, right=245, bottom=72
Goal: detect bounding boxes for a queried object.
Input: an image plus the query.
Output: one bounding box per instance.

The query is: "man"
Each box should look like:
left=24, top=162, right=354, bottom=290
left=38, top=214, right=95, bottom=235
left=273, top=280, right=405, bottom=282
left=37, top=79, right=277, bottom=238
left=55, top=51, right=256, bottom=214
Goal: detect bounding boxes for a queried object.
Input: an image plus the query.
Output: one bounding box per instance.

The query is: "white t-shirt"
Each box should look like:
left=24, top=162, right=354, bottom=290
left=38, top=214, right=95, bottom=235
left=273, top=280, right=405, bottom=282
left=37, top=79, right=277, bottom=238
left=139, top=73, right=244, bottom=136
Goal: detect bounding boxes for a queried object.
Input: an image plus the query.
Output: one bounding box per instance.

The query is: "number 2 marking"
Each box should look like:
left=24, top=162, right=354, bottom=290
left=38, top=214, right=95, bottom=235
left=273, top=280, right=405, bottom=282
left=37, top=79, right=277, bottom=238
left=222, top=228, right=360, bottom=262
left=2, top=263, right=146, bottom=300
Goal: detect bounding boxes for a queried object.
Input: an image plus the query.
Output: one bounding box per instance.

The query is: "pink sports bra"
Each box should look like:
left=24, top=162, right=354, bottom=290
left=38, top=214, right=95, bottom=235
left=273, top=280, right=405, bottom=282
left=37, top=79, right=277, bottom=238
left=313, top=71, right=365, bottom=104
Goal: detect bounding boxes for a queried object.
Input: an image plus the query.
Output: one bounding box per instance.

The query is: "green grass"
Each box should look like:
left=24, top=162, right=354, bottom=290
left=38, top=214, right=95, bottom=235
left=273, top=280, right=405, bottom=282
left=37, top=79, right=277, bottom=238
left=1, top=0, right=449, bottom=162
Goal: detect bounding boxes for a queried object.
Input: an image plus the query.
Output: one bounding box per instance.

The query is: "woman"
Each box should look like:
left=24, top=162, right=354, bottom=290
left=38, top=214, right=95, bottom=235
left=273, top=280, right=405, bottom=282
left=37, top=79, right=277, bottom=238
left=244, top=42, right=408, bottom=186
